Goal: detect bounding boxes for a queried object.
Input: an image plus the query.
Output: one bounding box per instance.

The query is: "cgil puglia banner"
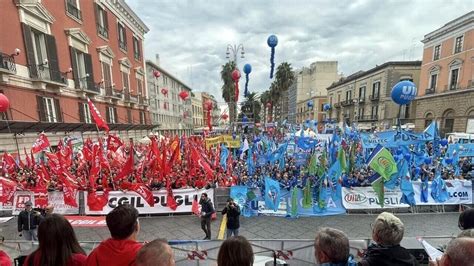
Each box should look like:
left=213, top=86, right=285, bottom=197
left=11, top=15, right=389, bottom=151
left=84, top=188, right=214, bottom=215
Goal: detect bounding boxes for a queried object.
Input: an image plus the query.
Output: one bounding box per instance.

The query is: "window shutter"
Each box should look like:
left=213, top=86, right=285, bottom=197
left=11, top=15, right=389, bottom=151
left=113, top=108, right=118, bottom=123
left=36, top=96, right=46, bottom=121
left=78, top=102, right=85, bottom=122
left=45, top=34, right=61, bottom=83
left=83, top=53, right=95, bottom=91
left=105, top=106, right=110, bottom=123
left=127, top=109, right=132, bottom=123
left=54, top=98, right=62, bottom=122
left=69, top=47, right=79, bottom=89
left=94, top=3, right=99, bottom=30
left=21, top=23, right=38, bottom=78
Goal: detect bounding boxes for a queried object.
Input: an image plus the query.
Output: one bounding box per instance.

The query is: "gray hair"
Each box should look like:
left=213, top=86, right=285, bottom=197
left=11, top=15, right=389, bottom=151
left=445, top=237, right=474, bottom=266
left=372, top=212, right=404, bottom=246
left=314, top=227, right=349, bottom=263
left=136, top=239, right=173, bottom=266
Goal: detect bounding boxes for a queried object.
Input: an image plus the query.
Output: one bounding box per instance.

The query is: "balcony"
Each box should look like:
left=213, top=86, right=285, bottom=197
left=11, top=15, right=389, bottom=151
left=425, top=87, right=435, bottom=95
left=369, top=94, right=379, bottom=101
left=105, top=86, right=122, bottom=100
left=66, top=0, right=82, bottom=21
left=138, top=95, right=149, bottom=106
left=334, top=102, right=341, bottom=108
left=97, top=24, right=108, bottom=39
left=357, top=97, right=365, bottom=104
left=355, top=115, right=378, bottom=122
left=341, top=99, right=353, bottom=107
left=0, top=52, right=16, bottom=74
left=28, top=65, right=68, bottom=86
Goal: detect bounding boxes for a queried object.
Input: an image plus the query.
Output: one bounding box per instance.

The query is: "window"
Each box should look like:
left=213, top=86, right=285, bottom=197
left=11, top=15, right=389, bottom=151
left=122, top=71, right=129, bottom=91
left=454, top=36, right=463, bottom=54
left=118, top=23, right=127, bottom=51
left=31, top=29, right=50, bottom=79
left=433, top=45, right=441, bottom=61
left=429, top=73, right=437, bottom=90
left=44, top=97, right=57, bottom=122
left=101, top=61, right=112, bottom=88
left=137, top=77, right=143, bottom=95
left=372, top=82, right=380, bottom=98
left=95, top=4, right=108, bottom=38
left=345, top=90, right=352, bottom=101
left=358, top=107, right=364, bottom=118
left=359, top=86, right=366, bottom=100
left=371, top=105, right=378, bottom=118
left=79, top=102, right=92, bottom=123
left=37, top=96, right=61, bottom=122
left=449, top=68, right=459, bottom=90
left=106, top=106, right=117, bottom=123
left=133, top=37, right=141, bottom=60
left=66, top=0, right=82, bottom=21
left=140, top=111, right=145, bottom=124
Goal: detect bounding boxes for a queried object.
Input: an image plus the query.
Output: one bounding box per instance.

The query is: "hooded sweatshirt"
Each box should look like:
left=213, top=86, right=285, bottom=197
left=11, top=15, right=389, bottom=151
left=86, top=238, right=142, bottom=266
left=359, top=244, right=419, bottom=266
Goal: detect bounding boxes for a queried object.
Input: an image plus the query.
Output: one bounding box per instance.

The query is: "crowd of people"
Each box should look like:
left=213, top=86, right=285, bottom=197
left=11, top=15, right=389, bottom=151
left=1, top=204, right=473, bottom=266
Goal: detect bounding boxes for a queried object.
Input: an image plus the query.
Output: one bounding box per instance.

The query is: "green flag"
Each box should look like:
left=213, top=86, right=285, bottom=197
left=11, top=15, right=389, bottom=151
left=368, top=145, right=398, bottom=181
left=338, top=147, right=347, bottom=173
left=302, top=180, right=312, bottom=208
left=307, top=153, right=318, bottom=175
left=371, top=175, right=385, bottom=207
left=291, top=187, right=298, bottom=217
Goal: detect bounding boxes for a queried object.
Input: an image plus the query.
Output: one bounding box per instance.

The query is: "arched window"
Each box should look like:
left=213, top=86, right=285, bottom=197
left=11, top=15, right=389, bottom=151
left=442, top=109, right=455, bottom=135
left=424, top=112, right=433, bottom=128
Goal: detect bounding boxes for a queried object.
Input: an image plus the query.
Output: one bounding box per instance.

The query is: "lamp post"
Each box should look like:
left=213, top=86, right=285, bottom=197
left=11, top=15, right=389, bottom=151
left=226, top=44, right=245, bottom=64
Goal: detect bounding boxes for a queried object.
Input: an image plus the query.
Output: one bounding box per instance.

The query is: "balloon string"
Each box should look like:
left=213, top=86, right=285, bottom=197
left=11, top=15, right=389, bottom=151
left=270, top=47, right=275, bottom=79
left=245, top=73, right=249, bottom=97
left=235, top=80, right=239, bottom=102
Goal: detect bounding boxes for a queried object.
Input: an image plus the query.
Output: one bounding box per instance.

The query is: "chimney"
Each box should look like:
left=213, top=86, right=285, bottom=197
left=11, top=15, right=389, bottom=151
left=155, top=54, right=160, bottom=66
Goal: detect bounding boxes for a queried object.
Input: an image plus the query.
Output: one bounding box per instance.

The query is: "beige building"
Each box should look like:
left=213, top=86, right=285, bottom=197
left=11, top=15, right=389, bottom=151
left=415, top=11, right=474, bottom=135
left=289, top=61, right=339, bottom=124
left=191, top=93, right=204, bottom=128
left=296, top=96, right=328, bottom=126
left=327, top=61, right=421, bottom=130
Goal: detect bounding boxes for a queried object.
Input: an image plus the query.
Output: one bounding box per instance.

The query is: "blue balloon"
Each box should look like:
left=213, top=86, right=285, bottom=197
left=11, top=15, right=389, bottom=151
left=440, top=139, right=448, bottom=147
left=445, top=158, right=453, bottom=164
left=415, top=167, right=421, bottom=175
left=391, top=80, right=417, bottom=105
left=404, top=153, right=411, bottom=161
left=323, top=104, right=331, bottom=111
left=307, top=100, right=314, bottom=108
left=396, top=149, right=403, bottom=155
left=243, top=64, right=252, bottom=74
left=424, top=157, right=432, bottom=165
left=313, top=121, right=318, bottom=126
left=267, top=35, right=278, bottom=47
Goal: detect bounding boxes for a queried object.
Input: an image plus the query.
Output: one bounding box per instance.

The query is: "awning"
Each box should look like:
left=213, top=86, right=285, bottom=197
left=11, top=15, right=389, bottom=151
left=0, top=120, right=158, bottom=134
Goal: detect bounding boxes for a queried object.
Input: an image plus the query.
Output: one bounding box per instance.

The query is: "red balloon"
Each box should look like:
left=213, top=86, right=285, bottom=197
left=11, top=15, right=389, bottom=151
left=266, top=102, right=272, bottom=108
left=161, top=88, right=168, bottom=95
left=153, top=70, right=161, bottom=78
left=205, top=101, right=213, bottom=111
left=179, top=91, right=189, bottom=100
left=231, top=69, right=241, bottom=81
left=0, top=93, right=10, bottom=112
left=221, top=114, right=228, bottom=120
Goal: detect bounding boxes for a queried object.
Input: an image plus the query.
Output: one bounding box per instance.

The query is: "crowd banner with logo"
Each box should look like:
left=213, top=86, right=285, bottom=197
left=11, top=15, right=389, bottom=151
left=447, top=143, right=474, bottom=157
left=412, top=180, right=472, bottom=205
left=11, top=191, right=80, bottom=215
left=66, top=216, right=107, bottom=227
left=85, top=188, right=214, bottom=215
left=205, top=135, right=240, bottom=149
left=360, top=130, right=434, bottom=149
left=342, top=187, right=409, bottom=209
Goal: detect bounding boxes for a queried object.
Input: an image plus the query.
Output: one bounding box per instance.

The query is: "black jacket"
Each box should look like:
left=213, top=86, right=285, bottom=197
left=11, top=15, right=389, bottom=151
left=199, top=198, right=215, bottom=219
left=359, top=244, right=419, bottom=266
left=17, top=210, right=41, bottom=232
left=222, top=204, right=240, bottom=229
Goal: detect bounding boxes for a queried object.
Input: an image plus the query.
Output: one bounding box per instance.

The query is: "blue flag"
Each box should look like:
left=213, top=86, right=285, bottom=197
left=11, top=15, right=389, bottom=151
left=326, top=161, right=342, bottom=184
left=247, top=146, right=255, bottom=175
left=265, top=177, right=281, bottom=212
left=220, top=144, right=229, bottom=171
left=400, top=171, right=416, bottom=206
left=431, top=172, right=449, bottom=203
left=421, top=177, right=429, bottom=203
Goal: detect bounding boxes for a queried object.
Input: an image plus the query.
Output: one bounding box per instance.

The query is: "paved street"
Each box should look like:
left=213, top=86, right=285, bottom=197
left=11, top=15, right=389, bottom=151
left=1, top=212, right=461, bottom=242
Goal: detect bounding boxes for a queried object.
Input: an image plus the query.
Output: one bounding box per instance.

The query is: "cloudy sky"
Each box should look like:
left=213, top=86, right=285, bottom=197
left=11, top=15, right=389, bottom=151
left=127, top=0, right=471, bottom=105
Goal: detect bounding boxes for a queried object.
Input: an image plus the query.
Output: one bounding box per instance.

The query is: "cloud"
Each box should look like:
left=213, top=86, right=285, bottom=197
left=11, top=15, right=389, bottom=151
left=127, top=0, right=471, bottom=105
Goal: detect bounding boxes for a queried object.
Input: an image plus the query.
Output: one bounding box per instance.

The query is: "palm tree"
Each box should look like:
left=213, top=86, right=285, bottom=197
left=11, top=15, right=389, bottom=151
left=270, top=62, right=295, bottom=122
left=260, top=90, right=271, bottom=123
left=220, top=61, right=237, bottom=124
left=239, top=92, right=261, bottom=123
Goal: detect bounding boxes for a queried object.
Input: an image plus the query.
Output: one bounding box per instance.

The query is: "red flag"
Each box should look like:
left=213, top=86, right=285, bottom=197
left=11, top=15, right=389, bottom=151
left=114, top=144, right=134, bottom=182
left=87, top=98, right=109, bottom=132
left=207, top=110, right=212, bottom=131
left=0, top=177, right=17, bottom=203
left=2, top=152, right=17, bottom=174
left=166, top=181, right=177, bottom=210
left=160, top=144, right=168, bottom=179
left=32, top=133, right=50, bottom=153
left=87, top=191, right=109, bottom=211
left=31, top=188, right=48, bottom=208
left=107, top=135, right=123, bottom=152
left=169, top=137, right=180, bottom=166
left=123, top=182, right=154, bottom=207
left=24, top=148, right=32, bottom=168
left=63, top=185, right=78, bottom=207
left=192, top=195, right=200, bottom=216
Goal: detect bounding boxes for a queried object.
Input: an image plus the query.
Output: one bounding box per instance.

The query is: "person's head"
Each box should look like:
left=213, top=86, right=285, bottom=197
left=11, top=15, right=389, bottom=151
left=458, top=208, right=474, bottom=230
left=438, top=237, right=474, bottom=266
left=36, top=214, right=85, bottom=266
left=227, top=198, right=234, bottom=205
left=314, top=227, right=349, bottom=264
left=201, top=193, right=208, bottom=200
left=45, top=205, right=54, bottom=215
left=106, top=204, right=139, bottom=240
left=371, top=212, right=404, bottom=246
left=25, top=201, right=32, bottom=211
left=217, top=236, right=254, bottom=266
left=136, top=239, right=175, bottom=266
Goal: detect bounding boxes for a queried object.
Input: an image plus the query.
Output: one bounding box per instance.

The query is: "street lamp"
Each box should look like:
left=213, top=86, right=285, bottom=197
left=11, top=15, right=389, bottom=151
left=226, top=44, right=245, bottom=63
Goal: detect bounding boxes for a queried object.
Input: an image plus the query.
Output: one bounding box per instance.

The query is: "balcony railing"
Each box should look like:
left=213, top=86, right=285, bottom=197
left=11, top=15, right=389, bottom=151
left=0, top=52, right=16, bottom=73
left=369, top=94, right=379, bottom=101
left=97, top=24, right=108, bottom=39
left=341, top=99, right=353, bottom=107
left=425, top=87, right=435, bottom=95
left=28, top=65, right=67, bottom=85
left=138, top=95, right=148, bottom=106
left=334, top=102, right=341, bottom=108
left=66, top=0, right=82, bottom=21
left=105, top=86, right=122, bottom=100
left=358, top=97, right=365, bottom=104
left=355, top=115, right=378, bottom=122
left=119, top=41, right=127, bottom=51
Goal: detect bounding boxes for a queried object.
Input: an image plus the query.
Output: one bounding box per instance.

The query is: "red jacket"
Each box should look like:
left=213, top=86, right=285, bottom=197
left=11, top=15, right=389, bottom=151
left=0, top=251, right=11, bottom=266
left=24, top=252, right=86, bottom=266
left=86, top=238, right=142, bottom=266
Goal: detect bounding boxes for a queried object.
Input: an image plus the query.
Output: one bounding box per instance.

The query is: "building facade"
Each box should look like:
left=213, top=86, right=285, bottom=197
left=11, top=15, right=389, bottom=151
left=289, top=61, right=339, bottom=124
left=296, top=96, right=328, bottom=126
left=327, top=61, right=421, bottom=130
left=196, top=92, right=219, bottom=129
left=146, top=59, right=193, bottom=136
left=191, top=92, right=203, bottom=129
left=414, top=11, right=474, bottom=135
left=0, top=0, right=152, bottom=154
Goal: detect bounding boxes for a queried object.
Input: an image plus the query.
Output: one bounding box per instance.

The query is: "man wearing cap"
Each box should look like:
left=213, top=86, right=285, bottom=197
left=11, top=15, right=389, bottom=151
left=17, top=201, right=41, bottom=241
left=221, top=198, right=241, bottom=238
